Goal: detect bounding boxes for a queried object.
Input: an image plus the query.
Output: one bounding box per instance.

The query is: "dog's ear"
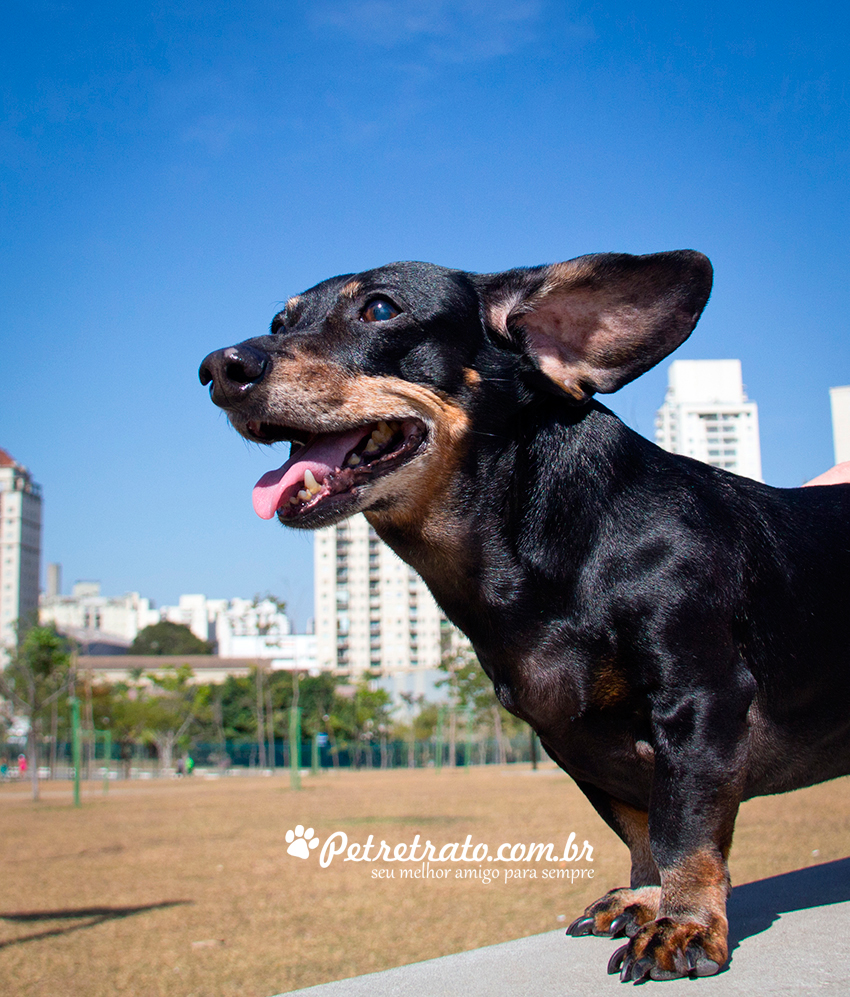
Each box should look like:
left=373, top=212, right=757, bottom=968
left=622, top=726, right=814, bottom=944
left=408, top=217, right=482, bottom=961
left=477, top=251, right=713, bottom=401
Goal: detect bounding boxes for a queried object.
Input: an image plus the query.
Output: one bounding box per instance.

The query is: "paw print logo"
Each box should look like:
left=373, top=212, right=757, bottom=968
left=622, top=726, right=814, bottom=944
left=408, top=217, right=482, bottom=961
left=286, top=825, right=320, bottom=859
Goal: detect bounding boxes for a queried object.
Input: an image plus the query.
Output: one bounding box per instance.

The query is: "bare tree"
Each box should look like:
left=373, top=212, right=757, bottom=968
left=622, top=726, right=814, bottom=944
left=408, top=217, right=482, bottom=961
left=399, top=692, right=425, bottom=768
left=254, top=665, right=267, bottom=769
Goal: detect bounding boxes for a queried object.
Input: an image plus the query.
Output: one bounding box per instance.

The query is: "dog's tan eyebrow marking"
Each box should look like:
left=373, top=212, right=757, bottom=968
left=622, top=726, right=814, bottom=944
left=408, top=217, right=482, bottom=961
left=463, top=368, right=481, bottom=388
left=340, top=280, right=362, bottom=299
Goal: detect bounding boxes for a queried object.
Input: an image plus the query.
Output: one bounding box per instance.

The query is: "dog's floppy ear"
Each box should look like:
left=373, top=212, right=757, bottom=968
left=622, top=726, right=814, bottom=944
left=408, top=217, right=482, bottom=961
left=477, top=251, right=713, bottom=401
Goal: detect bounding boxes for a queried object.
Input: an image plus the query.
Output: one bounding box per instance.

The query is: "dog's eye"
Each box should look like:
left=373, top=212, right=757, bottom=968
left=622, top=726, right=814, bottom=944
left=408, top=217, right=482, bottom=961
left=361, top=298, right=400, bottom=323
left=270, top=312, right=286, bottom=335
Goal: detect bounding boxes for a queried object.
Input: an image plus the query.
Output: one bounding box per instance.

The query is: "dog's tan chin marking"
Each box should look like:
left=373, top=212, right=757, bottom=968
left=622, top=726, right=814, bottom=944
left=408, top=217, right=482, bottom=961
left=256, top=352, right=473, bottom=559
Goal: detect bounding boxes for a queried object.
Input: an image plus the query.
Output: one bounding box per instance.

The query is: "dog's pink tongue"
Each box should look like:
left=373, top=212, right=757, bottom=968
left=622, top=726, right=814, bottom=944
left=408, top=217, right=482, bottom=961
left=252, top=428, right=368, bottom=520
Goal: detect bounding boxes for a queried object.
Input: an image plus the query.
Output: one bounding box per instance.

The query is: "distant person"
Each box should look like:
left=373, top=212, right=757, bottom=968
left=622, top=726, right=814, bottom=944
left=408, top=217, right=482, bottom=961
left=176, top=757, right=185, bottom=777
left=17, top=753, right=27, bottom=779
left=0, top=757, right=8, bottom=780
left=186, top=755, right=194, bottom=775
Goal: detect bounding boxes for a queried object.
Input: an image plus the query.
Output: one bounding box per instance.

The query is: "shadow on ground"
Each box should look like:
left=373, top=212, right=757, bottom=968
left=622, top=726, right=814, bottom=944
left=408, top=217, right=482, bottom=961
left=0, top=900, right=192, bottom=949
left=729, top=857, right=850, bottom=951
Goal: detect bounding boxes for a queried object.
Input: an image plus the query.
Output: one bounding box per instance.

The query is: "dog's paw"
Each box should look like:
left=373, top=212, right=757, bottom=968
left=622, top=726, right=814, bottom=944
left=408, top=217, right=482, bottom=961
left=566, top=886, right=660, bottom=938
left=606, top=916, right=727, bottom=982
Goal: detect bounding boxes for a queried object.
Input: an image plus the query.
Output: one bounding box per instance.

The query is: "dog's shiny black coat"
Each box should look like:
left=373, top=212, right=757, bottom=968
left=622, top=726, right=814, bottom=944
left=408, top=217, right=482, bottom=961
left=201, top=251, right=850, bottom=982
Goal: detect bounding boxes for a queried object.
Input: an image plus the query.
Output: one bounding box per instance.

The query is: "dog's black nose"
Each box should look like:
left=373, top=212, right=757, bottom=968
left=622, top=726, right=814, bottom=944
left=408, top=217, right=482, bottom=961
left=199, top=344, right=269, bottom=407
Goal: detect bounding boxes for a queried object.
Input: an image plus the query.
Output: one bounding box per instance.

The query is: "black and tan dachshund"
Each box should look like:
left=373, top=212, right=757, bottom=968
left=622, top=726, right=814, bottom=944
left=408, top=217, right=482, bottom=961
left=200, top=251, right=850, bottom=982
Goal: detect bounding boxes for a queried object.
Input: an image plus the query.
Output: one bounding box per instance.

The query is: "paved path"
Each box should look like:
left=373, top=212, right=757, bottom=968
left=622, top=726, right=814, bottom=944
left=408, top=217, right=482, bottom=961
left=279, top=858, right=850, bottom=995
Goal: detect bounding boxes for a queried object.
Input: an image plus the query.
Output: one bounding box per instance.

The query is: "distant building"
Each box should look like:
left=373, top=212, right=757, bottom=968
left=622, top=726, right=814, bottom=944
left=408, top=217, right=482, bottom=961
left=157, top=593, right=304, bottom=659
left=40, top=581, right=159, bottom=653
left=41, top=582, right=316, bottom=666
left=75, top=651, right=320, bottom=686
left=182, top=595, right=314, bottom=666
left=654, top=360, right=763, bottom=481
left=46, top=562, right=61, bottom=599
left=75, top=655, right=256, bottom=686
left=158, top=593, right=224, bottom=646
left=0, top=449, right=43, bottom=660
left=829, top=386, right=850, bottom=464
left=314, top=515, right=445, bottom=702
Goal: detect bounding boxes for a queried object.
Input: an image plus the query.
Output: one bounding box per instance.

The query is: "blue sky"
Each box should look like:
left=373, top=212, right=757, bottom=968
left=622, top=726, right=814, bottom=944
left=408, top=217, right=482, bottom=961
left=2, top=1, right=848, bottom=629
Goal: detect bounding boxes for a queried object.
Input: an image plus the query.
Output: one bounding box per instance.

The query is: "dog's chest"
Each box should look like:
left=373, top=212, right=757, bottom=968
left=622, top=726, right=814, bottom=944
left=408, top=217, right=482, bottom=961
left=475, top=641, right=656, bottom=795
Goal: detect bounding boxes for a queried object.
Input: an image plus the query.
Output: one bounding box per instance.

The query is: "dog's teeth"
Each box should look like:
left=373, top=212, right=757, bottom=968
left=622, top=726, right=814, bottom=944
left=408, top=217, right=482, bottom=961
left=364, top=437, right=381, bottom=454
left=289, top=496, right=299, bottom=506
left=347, top=454, right=361, bottom=467
left=304, top=469, right=321, bottom=495
left=297, top=489, right=312, bottom=502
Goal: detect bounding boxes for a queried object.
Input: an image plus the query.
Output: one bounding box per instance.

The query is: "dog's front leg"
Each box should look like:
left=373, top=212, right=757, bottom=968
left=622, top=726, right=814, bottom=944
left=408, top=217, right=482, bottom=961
left=571, top=785, right=739, bottom=983
left=609, top=685, right=751, bottom=982
left=607, top=845, right=733, bottom=982
left=570, top=673, right=752, bottom=982
left=567, top=793, right=662, bottom=938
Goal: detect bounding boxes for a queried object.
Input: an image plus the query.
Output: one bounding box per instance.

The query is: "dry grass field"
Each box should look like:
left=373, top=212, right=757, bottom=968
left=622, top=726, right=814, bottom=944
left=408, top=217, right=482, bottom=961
left=1, top=764, right=849, bottom=997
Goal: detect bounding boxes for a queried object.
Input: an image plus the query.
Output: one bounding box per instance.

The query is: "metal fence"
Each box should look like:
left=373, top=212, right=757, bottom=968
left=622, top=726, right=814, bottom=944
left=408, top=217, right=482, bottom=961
left=191, top=735, right=540, bottom=770
left=0, top=733, right=542, bottom=778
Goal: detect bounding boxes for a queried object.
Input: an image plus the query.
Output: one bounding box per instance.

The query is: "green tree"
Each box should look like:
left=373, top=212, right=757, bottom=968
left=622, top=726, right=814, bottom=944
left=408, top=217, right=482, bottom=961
left=213, top=674, right=256, bottom=738
left=251, top=591, right=287, bottom=614
left=130, top=621, right=212, bottom=655
left=397, top=692, right=427, bottom=767
left=93, top=678, right=149, bottom=777
left=0, top=623, right=72, bottom=800
left=193, top=671, right=341, bottom=769
left=332, top=679, right=393, bottom=768
left=138, top=666, right=209, bottom=772
left=412, top=702, right=440, bottom=740
left=286, top=672, right=338, bottom=738
left=439, top=646, right=527, bottom=765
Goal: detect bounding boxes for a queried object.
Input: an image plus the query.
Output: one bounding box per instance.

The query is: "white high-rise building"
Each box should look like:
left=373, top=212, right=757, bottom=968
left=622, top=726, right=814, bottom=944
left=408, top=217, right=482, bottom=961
left=314, top=515, right=444, bottom=685
left=0, top=449, right=43, bottom=660
left=829, top=386, right=850, bottom=464
left=654, top=360, right=763, bottom=481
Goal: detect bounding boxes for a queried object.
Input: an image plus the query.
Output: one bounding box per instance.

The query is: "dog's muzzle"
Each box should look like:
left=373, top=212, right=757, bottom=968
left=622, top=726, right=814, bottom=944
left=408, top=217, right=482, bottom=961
left=199, top=344, right=269, bottom=408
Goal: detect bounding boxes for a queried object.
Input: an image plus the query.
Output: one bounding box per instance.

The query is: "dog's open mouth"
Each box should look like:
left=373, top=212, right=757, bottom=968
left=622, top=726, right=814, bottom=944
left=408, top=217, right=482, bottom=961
left=248, top=418, right=427, bottom=522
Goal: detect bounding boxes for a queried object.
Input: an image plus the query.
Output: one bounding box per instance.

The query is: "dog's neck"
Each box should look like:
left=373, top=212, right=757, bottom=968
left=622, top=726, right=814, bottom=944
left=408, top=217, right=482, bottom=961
left=366, top=400, right=644, bottom=649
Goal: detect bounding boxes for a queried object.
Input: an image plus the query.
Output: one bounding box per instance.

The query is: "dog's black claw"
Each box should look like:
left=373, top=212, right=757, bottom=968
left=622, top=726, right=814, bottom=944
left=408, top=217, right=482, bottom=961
left=608, top=914, right=629, bottom=937
left=683, top=942, right=720, bottom=977
left=607, top=944, right=628, bottom=975
left=694, top=957, right=721, bottom=977
left=566, top=916, right=596, bottom=936
left=628, top=956, right=653, bottom=983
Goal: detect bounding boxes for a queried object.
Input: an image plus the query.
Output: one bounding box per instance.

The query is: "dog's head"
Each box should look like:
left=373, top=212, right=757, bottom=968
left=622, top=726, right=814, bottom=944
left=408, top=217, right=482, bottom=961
left=200, top=251, right=712, bottom=530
